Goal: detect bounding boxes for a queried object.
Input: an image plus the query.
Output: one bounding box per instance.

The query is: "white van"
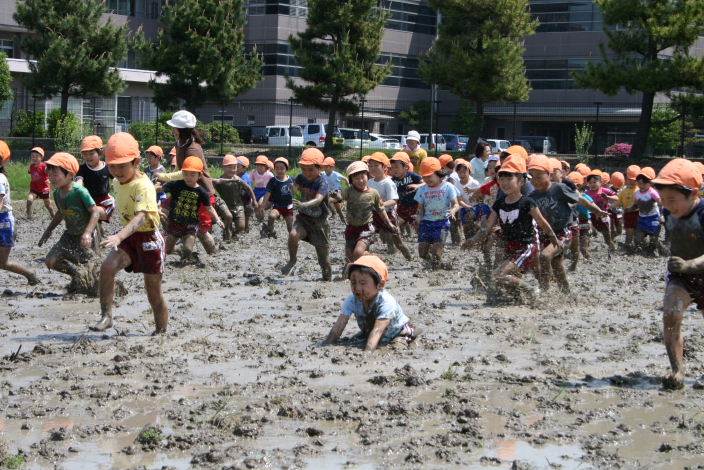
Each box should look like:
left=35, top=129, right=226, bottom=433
left=266, top=126, right=304, bottom=147
left=486, top=139, right=511, bottom=154
left=420, top=133, right=446, bottom=152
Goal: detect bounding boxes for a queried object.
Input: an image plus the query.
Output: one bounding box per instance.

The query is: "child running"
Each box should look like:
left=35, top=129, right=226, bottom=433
left=618, top=165, right=640, bottom=252
left=26, top=147, right=55, bottom=220
left=144, top=145, right=166, bottom=206
left=650, top=159, right=704, bottom=389
left=0, top=140, right=38, bottom=285
left=323, top=255, right=418, bottom=351
left=76, top=135, right=114, bottom=223
left=584, top=169, right=618, bottom=251
left=252, top=155, right=274, bottom=206
left=565, top=171, right=594, bottom=270
left=452, top=158, right=481, bottom=241
left=38, top=153, right=101, bottom=281
left=258, top=157, right=294, bottom=238
left=213, top=155, right=257, bottom=241
left=322, top=157, right=347, bottom=223
left=91, top=132, right=168, bottom=334
left=236, top=156, right=254, bottom=232
left=390, top=152, right=422, bottom=236
left=634, top=167, right=664, bottom=254
left=281, top=148, right=331, bottom=281
left=414, top=157, right=460, bottom=268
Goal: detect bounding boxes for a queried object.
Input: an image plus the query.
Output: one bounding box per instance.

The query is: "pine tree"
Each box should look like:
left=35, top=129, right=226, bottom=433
left=287, top=0, right=390, bottom=152
left=141, top=0, right=262, bottom=111
left=0, top=52, right=11, bottom=107
left=574, top=0, right=704, bottom=159
left=14, top=0, right=129, bottom=116
left=420, top=0, right=537, bottom=133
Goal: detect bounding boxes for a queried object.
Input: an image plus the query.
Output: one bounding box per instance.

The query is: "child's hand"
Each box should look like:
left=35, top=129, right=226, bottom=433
left=216, top=218, right=225, bottom=229
left=80, top=232, right=93, bottom=249
left=668, top=256, right=692, bottom=273
left=293, top=199, right=302, bottom=209
left=101, top=235, right=121, bottom=251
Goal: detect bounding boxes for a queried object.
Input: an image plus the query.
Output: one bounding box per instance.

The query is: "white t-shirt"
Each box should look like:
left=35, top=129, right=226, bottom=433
left=0, top=173, right=12, bottom=213
left=454, top=176, right=481, bottom=205
left=470, top=157, right=487, bottom=182
left=368, top=177, right=398, bottom=212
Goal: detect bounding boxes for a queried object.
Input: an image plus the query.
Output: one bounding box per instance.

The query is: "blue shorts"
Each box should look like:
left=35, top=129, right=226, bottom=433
left=472, top=203, right=492, bottom=220
left=0, top=211, right=15, bottom=248
left=459, top=207, right=472, bottom=225
left=637, top=213, right=660, bottom=236
left=254, top=187, right=267, bottom=201
left=418, top=218, right=450, bottom=244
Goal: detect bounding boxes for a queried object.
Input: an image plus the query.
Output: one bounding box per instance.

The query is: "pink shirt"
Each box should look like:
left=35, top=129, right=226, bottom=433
left=585, top=187, right=615, bottom=211
left=251, top=170, right=274, bottom=189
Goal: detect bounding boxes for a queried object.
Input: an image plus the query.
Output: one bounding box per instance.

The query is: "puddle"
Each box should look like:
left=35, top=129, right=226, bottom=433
left=482, top=439, right=587, bottom=468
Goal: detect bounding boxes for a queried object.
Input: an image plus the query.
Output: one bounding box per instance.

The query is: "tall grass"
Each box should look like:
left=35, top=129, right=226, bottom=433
left=3, top=162, right=30, bottom=201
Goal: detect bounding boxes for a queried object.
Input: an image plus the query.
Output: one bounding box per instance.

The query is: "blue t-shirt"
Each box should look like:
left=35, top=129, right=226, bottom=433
left=414, top=181, right=456, bottom=221
left=241, top=172, right=253, bottom=187
left=323, top=170, right=345, bottom=192
left=576, top=192, right=593, bottom=220
left=342, top=290, right=410, bottom=343
left=266, top=176, right=294, bottom=209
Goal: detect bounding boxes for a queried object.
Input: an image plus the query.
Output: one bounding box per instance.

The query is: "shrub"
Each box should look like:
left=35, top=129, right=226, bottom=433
left=10, top=110, right=46, bottom=137
left=53, top=113, right=83, bottom=151
left=604, top=142, right=632, bottom=157
left=201, top=122, right=241, bottom=144
left=574, top=122, right=594, bottom=158
left=128, top=121, right=174, bottom=147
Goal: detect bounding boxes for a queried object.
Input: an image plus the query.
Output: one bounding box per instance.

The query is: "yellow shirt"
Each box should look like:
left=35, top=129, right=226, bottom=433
left=618, top=185, right=637, bottom=210
left=114, top=173, right=161, bottom=232
left=405, top=147, right=427, bottom=174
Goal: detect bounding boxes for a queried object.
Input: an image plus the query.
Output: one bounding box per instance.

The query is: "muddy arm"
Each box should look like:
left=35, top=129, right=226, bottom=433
left=324, top=314, right=350, bottom=345
left=38, top=210, right=64, bottom=246
left=365, top=319, right=390, bottom=351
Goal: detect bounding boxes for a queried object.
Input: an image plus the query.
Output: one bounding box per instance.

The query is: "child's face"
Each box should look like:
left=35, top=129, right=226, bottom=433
left=497, top=172, right=522, bottom=195
left=323, top=165, right=333, bottom=175
left=367, top=160, right=385, bottom=179
left=183, top=170, right=200, bottom=186
left=529, top=169, right=551, bottom=190
left=300, top=164, right=320, bottom=181
left=236, top=164, right=246, bottom=176
left=389, top=161, right=406, bottom=178
left=350, top=172, right=368, bottom=191
left=659, top=187, right=699, bottom=218
left=626, top=178, right=636, bottom=187
left=108, top=159, right=139, bottom=184
left=551, top=169, right=563, bottom=182
left=274, top=162, right=287, bottom=177
left=636, top=178, right=651, bottom=191
left=222, top=164, right=237, bottom=178
left=81, top=149, right=101, bottom=167
left=587, top=176, right=601, bottom=191
left=46, top=165, right=73, bottom=188
left=422, top=172, right=441, bottom=186
left=487, top=160, right=497, bottom=177
left=147, top=153, right=161, bottom=168
left=256, top=163, right=267, bottom=174
left=456, top=165, right=470, bottom=180
left=349, top=270, right=381, bottom=304
left=30, top=152, right=43, bottom=164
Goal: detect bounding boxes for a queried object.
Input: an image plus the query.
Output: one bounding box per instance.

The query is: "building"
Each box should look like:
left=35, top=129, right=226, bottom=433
left=0, top=0, right=663, bottom=153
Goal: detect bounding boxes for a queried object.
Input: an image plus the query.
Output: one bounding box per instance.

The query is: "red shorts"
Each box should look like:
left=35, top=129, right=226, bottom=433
left=396, top=203, right=418, bottom=225
left=166, top=220, right=198, bottom=238
left=539, top=228, right=572, bottom=251
left=505, top=240, right=538, bottom=272
left=118, top=231, right=165, bottom=275
left=198, top=194, right=216, bottom=233
left=569, top=224, right=579, bottom=239
left=94, top=194, right=115, bottom=221
left=30, top=188, right=50, bottom=199
left=591, top=214, right=611, bottom=232
left=344, top=223, right=376, bottom=250
left=273, top=206, right=294, bottom=218
left=623, top=210, right=638, bottom=229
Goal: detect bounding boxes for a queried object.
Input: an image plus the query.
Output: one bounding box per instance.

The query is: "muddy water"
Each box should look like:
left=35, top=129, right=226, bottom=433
left=2, top=207, right=704, bottom=469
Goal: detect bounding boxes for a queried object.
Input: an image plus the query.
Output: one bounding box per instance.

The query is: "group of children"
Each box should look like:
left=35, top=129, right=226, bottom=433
left=1, top=118, right=704, bottom=385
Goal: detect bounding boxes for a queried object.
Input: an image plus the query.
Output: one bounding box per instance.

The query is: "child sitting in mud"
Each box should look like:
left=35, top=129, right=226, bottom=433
left=324, top=255, right=418, bottom=351
left=39, top=152, right=102, bottom=293
left=213, top=154, right=257, bottom=241
left=650, top=159, right=704, bottom=390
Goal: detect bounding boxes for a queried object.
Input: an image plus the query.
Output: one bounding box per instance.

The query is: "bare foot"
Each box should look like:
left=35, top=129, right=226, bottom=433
left=281, top=258, right=297, bottom=275
left=662, top=371, right=685, bottom=390
left=26, top=272, right=39, bottom=286
left=89, top=315, right=113, bottom=332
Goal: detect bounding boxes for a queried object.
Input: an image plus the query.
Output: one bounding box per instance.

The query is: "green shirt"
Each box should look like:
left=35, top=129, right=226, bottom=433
left=53, top=184, right=96, bottom=236
left=342, top=186, right=382, bottom=226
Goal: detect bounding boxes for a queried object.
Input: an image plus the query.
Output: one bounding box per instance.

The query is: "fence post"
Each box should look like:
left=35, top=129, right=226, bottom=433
left=31, top=95, right=37, bottom=147
left=593, top=101, right=601, bottom=158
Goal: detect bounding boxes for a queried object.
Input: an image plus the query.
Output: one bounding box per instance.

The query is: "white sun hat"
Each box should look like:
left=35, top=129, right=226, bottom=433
left=167, top=110, right=197, bottom=129
left=405, top=130, right=421, bottom=143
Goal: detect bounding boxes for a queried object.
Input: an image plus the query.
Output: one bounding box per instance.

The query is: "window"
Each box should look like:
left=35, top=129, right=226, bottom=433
left=0, top=39, right=14, bottom=58
left=290, top=127, right=302, bottom=136
left=107, top=0, right=132, bottom=15
left=525, top=57, right=596, bottom=89
left=530, top=1, right=603, bottom=32
left=268, top=127, right=281, bottom=137
left=308, top=124, right=320, bottom=134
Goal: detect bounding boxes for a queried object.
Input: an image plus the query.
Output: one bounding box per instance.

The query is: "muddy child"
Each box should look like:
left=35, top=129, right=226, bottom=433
left=565, top=171, right=594, bottom=270
left=91, top=132, right=168, bottom=334
left=26, top=147, right=55, bottom=220
left=617, top=165, right=641, bottom=252
left=322, top=157, right=347, bottom=224
left=584, top=170, right=618, bottom=252
left=634, top=167, right=664, bottom=255
left=650, top=159, right=704, bottom=389
left=213, top=155, right=257, bottom=240
left=144, top=145, right=166, bottom=206
left=235, top=156, right=254, bottom=232
left=76, top=135, right=114, bottom=224
left=390, top=152, right=422, bottom=237
left=251, top=155, right=274, bottom=206
left=258, top=157, right=294, bottom=238
left=323, top=255, right=418, bottom=351
left=452, top=158, right=481, bottom=241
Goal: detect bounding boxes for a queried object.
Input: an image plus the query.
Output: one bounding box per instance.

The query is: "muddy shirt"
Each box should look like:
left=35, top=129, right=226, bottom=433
left=414, top=181, right=456, bottom=221
left=667, top=199, right=704, bottom=261
left=368, top=177, right=398, bottom=213
left=529, top=183, right=579, bottom=233
left=266, top=176, right=294, bottom=209
left=342, top=186, right=382, bottom=226
left=585, top=187, right=615, bottom=211
left=53, top=184, right=95, bottom=236
left=77, top=163, right=111, bottom=199
left=213, top=178, right=245, bottom=209
left=392, top=172, right=422, bottom=206
left=294, top=174, right=328, bottom=218
left=492, top=195, right=537, bottom=244
left=163, top=180, right=210, bottom=226
left=342, top=290, right=409, bottom=343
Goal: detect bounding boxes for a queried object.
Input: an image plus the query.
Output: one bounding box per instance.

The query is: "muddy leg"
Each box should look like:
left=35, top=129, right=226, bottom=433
left=144, top=273, right=168, bottom=334
left=92, top=249, right=130, bottom=331
left=662, top=281, right=691, bottom=389
left=282, top=225, right=303, bottom=274
left=0, top=247, right=37, bottom=285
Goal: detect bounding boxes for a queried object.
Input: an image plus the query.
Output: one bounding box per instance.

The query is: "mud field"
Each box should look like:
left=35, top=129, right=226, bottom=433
left=2, top=206, right=704, bottom=470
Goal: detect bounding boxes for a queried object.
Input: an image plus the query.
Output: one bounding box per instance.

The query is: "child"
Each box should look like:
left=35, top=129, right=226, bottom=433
left=322, top=156, right=347, bottom=223
left=453, top=158, right=481, bottom=240
left=92, top=132, right=168, bottom=334
left=163, top=156, right=224, bottom=261
left=528, top=155, right=607, bottom=292
left=259, top=157, right=294, bottom=238
left=251, top=155, right=274, bottom=205
left=608, top=171, right=625, bottom=239
left=367, top=152, right=412, bottom=260
left=403, top=130, right=427, bottom=173
left=650, top=159, right=704, bottom=389
left=323, top=255, right=417, bottom=351
left=281, top=147, right=331, bottom=281
left=0, top=141, right=38, bottom=285
left=39, top=153, right=101, bottom=282
left=76, top=135, right=113, bottom=223
left=26, top=147, right=55, bottom=220
left=566, top=171, right=594, bottom=270
left=390, top=152, right=422, bottom=236
left=414, top=157, right=460, bottom=268
left=213, top=154, right=257, bottom=240
left=584, top=170, right=618, bottom=251
left=236, top=156, right=254, bottom=232
left=144, top=145, right=166, bottom=206
left=634, top=167, right=663, bottom=254
left=465, top=155, right=557, bottom=301
left=618, top=165, right=640, bottom=251
left=169, top=147, right=177, bottom=171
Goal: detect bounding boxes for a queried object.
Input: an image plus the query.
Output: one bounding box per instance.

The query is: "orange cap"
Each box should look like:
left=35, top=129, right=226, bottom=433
left=348, top=255, right=389, bottom=287
left=549, top=158, right=562, bottom=172
left=420, top=157, right=441, bottom=177
left=300, top=147, right=324, bottom=166
left=222, top=154, right=238, bottom=166
left=577, top=165, right=591, bottom=176
left=694, top=161, right=704, bottom=176
left=182, top=156, right=204, bottom=173
left=498, top=155, right=527, bottom=174
left=274, top=157, right=289, bottom=168
left=638, top=166, right=656, bottom=180
left=0, top=140, right=9, bottom=162
left=45, top=152, right=79, bottom=175
left=146, top=145, right=163, bottom=159
left=454, top=158, right=470, bottom=172
left=567, top=171, right=584, bottom=186
left=255, top=155, right=269, bottom=166
left=80, top=135, right=104, bottom=153
left=368, top=151, right=390, bottom=167
left=438, top=154, right=453, bottom=168
left=104, top=132, right=140, bottom=164
left=586, top=169, right=602, bottom=180
left=560, top=160, right=570, bottom=171
left=266, top=160, right=274, bottom=170
left=322, top=157, right=335, bottom=167
left=347, top=160, right=369, bottom=176
left=626, top=164, right=640, bottom=180
left=390, top=152, right=410, bottom=164
left=237, top=156, right=250, bottom=167
left=611, top=171, right=625, bottom=188
left=361, top=155, right=371, bottom=163
left=527, top=154, right=552, bottom=173
left=169, top=147, right=177, bottom=157
left=30, top=147, right=45, bottom=158
left=601, top=172, right=611, bottom=184
left=652, top=158, right=703, bottom=190
left=505, top=145, right=528, bottom=161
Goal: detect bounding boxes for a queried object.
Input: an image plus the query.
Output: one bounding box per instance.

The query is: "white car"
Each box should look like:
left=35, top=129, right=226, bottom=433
left=419, top=133, right=447, bottom=152
left=299, top=123, right=342, bottom=148
left=486, top=139, right=511, bottom=154
left=339, top=128, right=372, bottom=148
left=369, top=133, right=402, bottom=150
left=266, top=125, right=304, bottom=147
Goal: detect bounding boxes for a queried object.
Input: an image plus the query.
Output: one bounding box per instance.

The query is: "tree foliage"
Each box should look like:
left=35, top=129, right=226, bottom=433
left=573, top=0, right=704, bottom=159
left=14, top=0, right=129, bottom=115
left=287, top=0, right=390, bottom=151
left=0, top=52, right=12, bottom=107
left=140, top=0, right=262, bottom=110
left=399, top=101, right=431, bottom=132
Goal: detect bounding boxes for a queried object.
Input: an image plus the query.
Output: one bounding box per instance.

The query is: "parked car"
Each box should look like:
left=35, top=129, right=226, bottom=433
left=369, top=133, right=402, bottom=150
left=420, top=133, right=447, bottom=152
left=486, top=139, right=511, bottom=154
left=250, top=126, right=268, bottom=144
left=385, top=134, right=408, bottom=148
left=339, top=128, right=372, bottom=148
left=511, top=139, right=534, bottom=153
left=443, top=134, right=469, bottom=152
left=299, top=123, right=343, bottom=147
left=516, top=136, right=558, bottom=154
left=266, top=125, right=304, bottom=147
